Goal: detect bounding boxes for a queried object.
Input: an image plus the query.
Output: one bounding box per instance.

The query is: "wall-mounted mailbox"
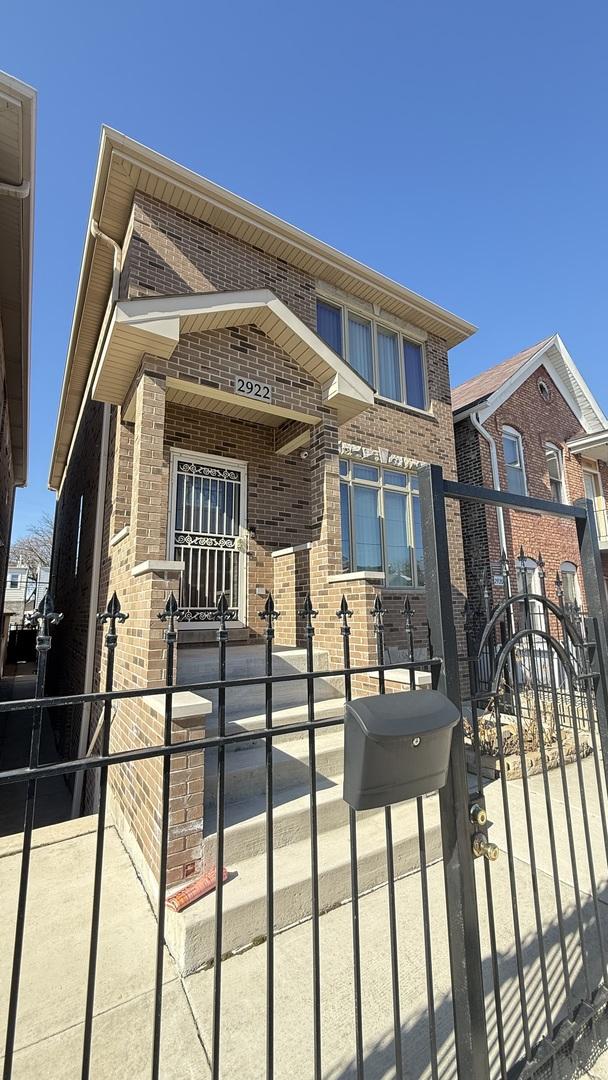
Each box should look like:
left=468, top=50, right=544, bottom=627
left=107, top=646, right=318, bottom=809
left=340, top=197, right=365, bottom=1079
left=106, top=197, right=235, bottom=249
left=343, top=690, right=460, bottom=810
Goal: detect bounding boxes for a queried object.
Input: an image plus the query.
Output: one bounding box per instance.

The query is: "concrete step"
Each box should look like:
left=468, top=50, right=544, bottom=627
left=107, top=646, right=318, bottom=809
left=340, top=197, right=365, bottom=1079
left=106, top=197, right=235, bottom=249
left=204, top=778, right=359, bottom=864
left=205, top=726, right=345, bottom=804
left=205, top=697, right=345, bottom=747
left=166, top=792, right=442, bottom=974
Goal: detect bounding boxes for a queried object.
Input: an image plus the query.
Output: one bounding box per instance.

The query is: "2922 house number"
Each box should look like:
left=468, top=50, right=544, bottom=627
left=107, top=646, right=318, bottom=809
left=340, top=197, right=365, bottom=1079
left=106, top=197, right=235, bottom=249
left=234, top=377, right=272, bottom=402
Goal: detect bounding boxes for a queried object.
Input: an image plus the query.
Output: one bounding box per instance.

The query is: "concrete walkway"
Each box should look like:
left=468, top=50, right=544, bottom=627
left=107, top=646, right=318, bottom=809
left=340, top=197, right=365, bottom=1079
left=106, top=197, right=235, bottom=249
left=0, top=662, right=71, bottom=837
left=1, top=757, right=608, bottom=1076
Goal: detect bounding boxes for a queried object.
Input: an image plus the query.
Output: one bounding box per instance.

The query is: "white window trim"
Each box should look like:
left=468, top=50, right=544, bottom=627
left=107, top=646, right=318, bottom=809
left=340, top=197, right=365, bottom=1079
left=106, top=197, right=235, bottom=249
left=559, top=560, right=581, bottom=609
left=339, top=460, right=424, bottom=589
left=316, top=293, right=429, bottom=412
left=74, top=495, right=84, bottom=577
left=545, top=442, right=569, bottom=504
left=502, top=426, right=528, bottom=496
left=167, top=448, right=248, bottom=627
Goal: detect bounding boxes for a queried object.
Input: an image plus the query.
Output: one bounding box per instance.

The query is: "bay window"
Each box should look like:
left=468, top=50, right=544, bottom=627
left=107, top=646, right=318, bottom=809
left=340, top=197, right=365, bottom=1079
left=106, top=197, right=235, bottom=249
left=316, top=297, right=427, bottom=409
left=339, top=461, right=425, bottom=587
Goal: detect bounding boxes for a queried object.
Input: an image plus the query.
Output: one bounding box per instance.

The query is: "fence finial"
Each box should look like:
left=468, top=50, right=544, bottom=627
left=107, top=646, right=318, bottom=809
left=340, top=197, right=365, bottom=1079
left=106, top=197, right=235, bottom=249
left=259, top=592, right=280, bottom=622
left=98, top=591, right=128, bottom=628
left=336, top=594, right=352, bottom=620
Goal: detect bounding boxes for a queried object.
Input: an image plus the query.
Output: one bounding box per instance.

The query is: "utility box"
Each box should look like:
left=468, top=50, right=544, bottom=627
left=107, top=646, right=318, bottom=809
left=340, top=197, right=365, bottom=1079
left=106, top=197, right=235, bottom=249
left=343, top=690, right=460, bottom=810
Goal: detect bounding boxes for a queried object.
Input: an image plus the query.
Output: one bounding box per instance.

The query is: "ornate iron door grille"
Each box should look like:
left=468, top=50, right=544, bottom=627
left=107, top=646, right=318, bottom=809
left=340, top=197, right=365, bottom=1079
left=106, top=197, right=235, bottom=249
left=173, top=459, right=243, bottom=622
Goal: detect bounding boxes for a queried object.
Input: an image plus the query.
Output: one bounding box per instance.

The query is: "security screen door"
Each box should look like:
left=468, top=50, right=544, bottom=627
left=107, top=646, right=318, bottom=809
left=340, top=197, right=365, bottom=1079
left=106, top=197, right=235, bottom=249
left=171, top=455, right=245, bottom=622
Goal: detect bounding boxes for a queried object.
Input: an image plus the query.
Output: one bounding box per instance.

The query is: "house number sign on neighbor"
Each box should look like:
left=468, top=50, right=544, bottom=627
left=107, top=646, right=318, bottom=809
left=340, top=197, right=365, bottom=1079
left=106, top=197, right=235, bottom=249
left=234, top=377, right=272, bottom=403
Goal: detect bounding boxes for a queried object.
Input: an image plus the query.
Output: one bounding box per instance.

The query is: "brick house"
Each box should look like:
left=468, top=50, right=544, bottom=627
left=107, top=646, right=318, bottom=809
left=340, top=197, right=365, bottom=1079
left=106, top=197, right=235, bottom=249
left=48, top=128, right=474, bottom=891
left=453, top=334, right=608, bottom=631
left=0, top=73, right=35, bottom=640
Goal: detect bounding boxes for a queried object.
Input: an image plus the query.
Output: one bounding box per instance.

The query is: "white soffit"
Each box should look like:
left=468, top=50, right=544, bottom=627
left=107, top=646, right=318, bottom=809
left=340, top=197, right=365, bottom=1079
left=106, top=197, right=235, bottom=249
left=91, top=289, right=375, bottom=424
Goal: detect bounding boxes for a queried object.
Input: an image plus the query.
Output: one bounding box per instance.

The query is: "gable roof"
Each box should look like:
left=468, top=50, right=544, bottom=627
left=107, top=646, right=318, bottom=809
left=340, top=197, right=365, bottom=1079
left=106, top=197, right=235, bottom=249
left=452, top=333, right=608, bottom=434
left=49, top=127, right=476, bottom=490
left=451, top=337, right=552, bottom=414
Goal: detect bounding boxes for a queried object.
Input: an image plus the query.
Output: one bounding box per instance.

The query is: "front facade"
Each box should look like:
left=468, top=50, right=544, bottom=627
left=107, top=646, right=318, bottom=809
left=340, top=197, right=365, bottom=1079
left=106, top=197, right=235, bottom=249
left=0, top=73, right=35, bottom=628
left=49, top=130, right=473, bottom=888
left=453, top=335, right=608, bottom=632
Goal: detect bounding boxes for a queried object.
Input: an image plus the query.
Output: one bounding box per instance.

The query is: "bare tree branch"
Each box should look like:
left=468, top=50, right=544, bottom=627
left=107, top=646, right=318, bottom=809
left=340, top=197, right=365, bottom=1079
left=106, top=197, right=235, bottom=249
left=10, top=512, right=54, bottom=573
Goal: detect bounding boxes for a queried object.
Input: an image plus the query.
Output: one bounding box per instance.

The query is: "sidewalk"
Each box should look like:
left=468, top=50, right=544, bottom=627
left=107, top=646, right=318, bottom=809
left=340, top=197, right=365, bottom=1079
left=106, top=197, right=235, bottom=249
left=0, top=661, right=71, bottom=837
left=1, top=759, right=608, bottom=1076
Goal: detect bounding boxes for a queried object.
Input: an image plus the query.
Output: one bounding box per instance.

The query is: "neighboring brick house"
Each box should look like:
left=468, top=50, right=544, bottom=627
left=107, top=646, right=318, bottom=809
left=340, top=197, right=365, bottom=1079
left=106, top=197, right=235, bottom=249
left=48, top=128, right=474, bottom=889
left=0, top=73, right=35, bottom=644
left=453, top=334, right=608, bottom=635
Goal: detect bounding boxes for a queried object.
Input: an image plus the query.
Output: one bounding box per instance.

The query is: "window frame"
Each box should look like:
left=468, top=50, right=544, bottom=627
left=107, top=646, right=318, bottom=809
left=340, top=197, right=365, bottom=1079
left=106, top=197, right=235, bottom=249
left=502, top=426, right=528, bottom=496
left=339, top=460, right=424, bottom=589
left=315, top=295, right=428, bottom=412
left=559, top=560, right=579, bottom=611
left=545, top=442, right=566, bottom=503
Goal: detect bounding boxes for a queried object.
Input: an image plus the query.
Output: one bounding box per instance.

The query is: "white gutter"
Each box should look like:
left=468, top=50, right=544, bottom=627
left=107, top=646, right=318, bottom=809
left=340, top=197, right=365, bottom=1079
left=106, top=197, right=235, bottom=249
left=71, top=224, right=122, bottom=816
left=470, top=410, right=508, bottom=557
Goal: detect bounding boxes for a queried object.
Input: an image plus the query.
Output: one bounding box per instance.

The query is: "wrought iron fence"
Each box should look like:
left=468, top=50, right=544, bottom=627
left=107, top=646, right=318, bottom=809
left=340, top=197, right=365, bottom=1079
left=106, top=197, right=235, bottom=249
left=0, top=589, right=444, bottom=1080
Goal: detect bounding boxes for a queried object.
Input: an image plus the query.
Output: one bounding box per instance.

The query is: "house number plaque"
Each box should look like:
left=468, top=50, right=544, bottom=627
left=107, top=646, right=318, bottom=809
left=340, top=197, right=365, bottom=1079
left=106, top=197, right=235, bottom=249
left=234, top=377, right=272, bottom=403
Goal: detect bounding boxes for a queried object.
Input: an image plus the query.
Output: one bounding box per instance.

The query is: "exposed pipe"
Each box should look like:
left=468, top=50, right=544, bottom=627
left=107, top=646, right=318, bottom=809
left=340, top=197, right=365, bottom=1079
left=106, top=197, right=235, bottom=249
left=71, top=402, right=111, bottom=817
left=0, top=179, right=30, bottom=199
left=71, top=222, right=123, bottom=816
left=470, top=409, right=508, bottom=557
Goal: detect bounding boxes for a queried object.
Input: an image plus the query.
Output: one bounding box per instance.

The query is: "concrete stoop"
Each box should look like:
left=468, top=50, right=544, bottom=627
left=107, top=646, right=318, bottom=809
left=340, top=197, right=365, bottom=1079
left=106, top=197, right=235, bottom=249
left=165, top=714, right=442, bottom=974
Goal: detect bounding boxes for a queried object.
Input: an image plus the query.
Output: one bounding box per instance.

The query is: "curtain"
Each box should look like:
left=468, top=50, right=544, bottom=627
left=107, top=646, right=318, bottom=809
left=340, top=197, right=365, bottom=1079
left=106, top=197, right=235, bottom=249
left=348, top=315, right=373, bottom=384
left=377, top=329, right=400, bottom=400
left=384, top=490, right=411, bottom=586
left=353, top=486, right=382, bottom=570
left=340, top=483, right=352, bottom=571
left=316, top=300, right=343, bottom=355
left=404, top=341, right=426, bottom=409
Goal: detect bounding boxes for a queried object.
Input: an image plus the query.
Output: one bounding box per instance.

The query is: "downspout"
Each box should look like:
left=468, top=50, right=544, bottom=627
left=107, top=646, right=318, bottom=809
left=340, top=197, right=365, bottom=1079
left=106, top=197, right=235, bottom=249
left=470, top=410, right=508, bottom=557
left=71, top=223, right=123, bottom=817
left=0, top=179, right=30, bottom=198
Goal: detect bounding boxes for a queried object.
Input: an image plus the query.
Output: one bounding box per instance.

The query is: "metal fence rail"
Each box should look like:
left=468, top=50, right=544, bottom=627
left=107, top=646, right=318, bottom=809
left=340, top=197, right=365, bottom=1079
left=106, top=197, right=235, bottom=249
left=0, top=590, right=447, bottom=1080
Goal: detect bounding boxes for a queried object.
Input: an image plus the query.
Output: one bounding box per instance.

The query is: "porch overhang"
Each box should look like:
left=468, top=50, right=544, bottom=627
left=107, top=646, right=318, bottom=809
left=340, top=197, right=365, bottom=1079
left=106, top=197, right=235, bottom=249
left=567, top=429, right=608, bottom=464
left=91, top=289, right=374, bottom=426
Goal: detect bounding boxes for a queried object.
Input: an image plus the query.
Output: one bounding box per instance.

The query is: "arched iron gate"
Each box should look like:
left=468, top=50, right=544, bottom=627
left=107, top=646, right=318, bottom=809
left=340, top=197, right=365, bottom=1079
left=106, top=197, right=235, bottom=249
left=420, top=465, right=608, bottom=1079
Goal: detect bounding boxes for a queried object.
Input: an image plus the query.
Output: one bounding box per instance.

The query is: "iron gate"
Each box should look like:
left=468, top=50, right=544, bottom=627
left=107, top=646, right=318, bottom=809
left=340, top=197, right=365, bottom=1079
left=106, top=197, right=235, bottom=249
left=1, top=466, right=608, bottom=1078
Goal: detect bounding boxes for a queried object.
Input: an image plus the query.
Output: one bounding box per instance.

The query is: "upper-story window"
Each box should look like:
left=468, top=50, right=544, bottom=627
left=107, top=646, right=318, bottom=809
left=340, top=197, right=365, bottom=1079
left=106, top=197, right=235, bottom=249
left=545, top=444, right=565, bottom=502
left=502, top=427, right=527, bottom=495
left=339, top=461, right=424, bottom=587
left=316, top=298, right=427, bottom=410
left=8, top=573, right=19, bottom=589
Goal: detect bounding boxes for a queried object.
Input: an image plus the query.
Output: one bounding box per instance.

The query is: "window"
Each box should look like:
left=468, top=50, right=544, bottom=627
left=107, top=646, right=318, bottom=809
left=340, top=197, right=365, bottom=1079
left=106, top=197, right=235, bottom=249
left=316, top=300, right=343, bottom=356
left=316, top=298, right=427, bottom=409
left=538, top=379, right=550, bottom=402
left=9, top=573, right=19, bottom=589
left=515, top=559, right=543, bottom=631
left=502, top=427, right=527, bottom=495
left=560, top=561, right=578, bottom=610
left=545, top=444, right=564, bottom=502
left=339, top=461, right=424, bottom=587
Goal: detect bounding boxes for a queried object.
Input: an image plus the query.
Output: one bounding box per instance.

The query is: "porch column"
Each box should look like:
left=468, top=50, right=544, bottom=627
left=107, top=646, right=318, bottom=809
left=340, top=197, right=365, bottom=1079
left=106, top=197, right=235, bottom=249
left=307, top=413, right=345, bottom=661
left=107, top=366, right=206, bottom=895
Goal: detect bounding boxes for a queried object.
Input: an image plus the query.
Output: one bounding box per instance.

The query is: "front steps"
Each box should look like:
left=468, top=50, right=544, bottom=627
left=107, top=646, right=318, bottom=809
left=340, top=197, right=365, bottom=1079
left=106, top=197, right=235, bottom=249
left=165, top=711, right=442, bottom=974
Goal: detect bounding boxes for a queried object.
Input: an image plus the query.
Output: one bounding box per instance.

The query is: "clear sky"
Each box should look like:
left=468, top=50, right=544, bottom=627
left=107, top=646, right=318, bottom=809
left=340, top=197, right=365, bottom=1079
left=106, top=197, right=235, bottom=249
left=3, top=0, right=607, bottom=539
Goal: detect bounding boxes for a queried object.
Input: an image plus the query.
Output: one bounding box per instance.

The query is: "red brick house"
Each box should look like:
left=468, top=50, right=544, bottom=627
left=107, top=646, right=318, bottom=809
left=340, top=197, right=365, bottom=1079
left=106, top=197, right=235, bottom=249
left=453, top=334, right=608, bottom=627
left=48, top=128, right=473, bottom=892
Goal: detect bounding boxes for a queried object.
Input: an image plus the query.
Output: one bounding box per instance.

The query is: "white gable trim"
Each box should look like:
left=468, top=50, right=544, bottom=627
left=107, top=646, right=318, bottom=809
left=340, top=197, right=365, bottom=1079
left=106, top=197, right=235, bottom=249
left=476, top=334, right=607, bottom=434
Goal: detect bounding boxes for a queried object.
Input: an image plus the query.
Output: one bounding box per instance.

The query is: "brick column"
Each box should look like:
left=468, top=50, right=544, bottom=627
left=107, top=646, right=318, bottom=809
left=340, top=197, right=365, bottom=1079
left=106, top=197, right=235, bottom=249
left=107, top=367, right=207, bottom=896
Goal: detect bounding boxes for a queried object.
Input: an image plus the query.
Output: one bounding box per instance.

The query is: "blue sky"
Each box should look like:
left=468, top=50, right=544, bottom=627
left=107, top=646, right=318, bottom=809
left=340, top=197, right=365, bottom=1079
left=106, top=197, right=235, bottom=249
left=3, top=0, right=607, bottom=538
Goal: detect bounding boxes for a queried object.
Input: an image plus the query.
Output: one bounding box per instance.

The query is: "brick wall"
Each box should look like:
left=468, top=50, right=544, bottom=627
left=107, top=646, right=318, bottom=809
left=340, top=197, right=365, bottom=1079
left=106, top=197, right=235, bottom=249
left=455, top=362, right=608, bottom=622
left=122, top=193, right=316, bottom=329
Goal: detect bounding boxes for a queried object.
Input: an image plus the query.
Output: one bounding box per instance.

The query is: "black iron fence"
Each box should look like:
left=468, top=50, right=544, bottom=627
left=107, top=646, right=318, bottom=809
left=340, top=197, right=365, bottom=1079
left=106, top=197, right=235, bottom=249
left=0, top=588, right=445, bottom=1080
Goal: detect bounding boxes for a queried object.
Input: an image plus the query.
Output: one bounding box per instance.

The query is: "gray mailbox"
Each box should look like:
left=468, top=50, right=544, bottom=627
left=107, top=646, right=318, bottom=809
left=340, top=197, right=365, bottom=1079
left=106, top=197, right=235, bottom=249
left=343, top=690, right=460, bottom=810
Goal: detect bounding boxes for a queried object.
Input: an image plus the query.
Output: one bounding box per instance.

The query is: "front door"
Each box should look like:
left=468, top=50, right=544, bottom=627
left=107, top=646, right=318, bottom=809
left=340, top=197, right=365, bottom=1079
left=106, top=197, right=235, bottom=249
left=170, top=453, right=247, bottom=624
